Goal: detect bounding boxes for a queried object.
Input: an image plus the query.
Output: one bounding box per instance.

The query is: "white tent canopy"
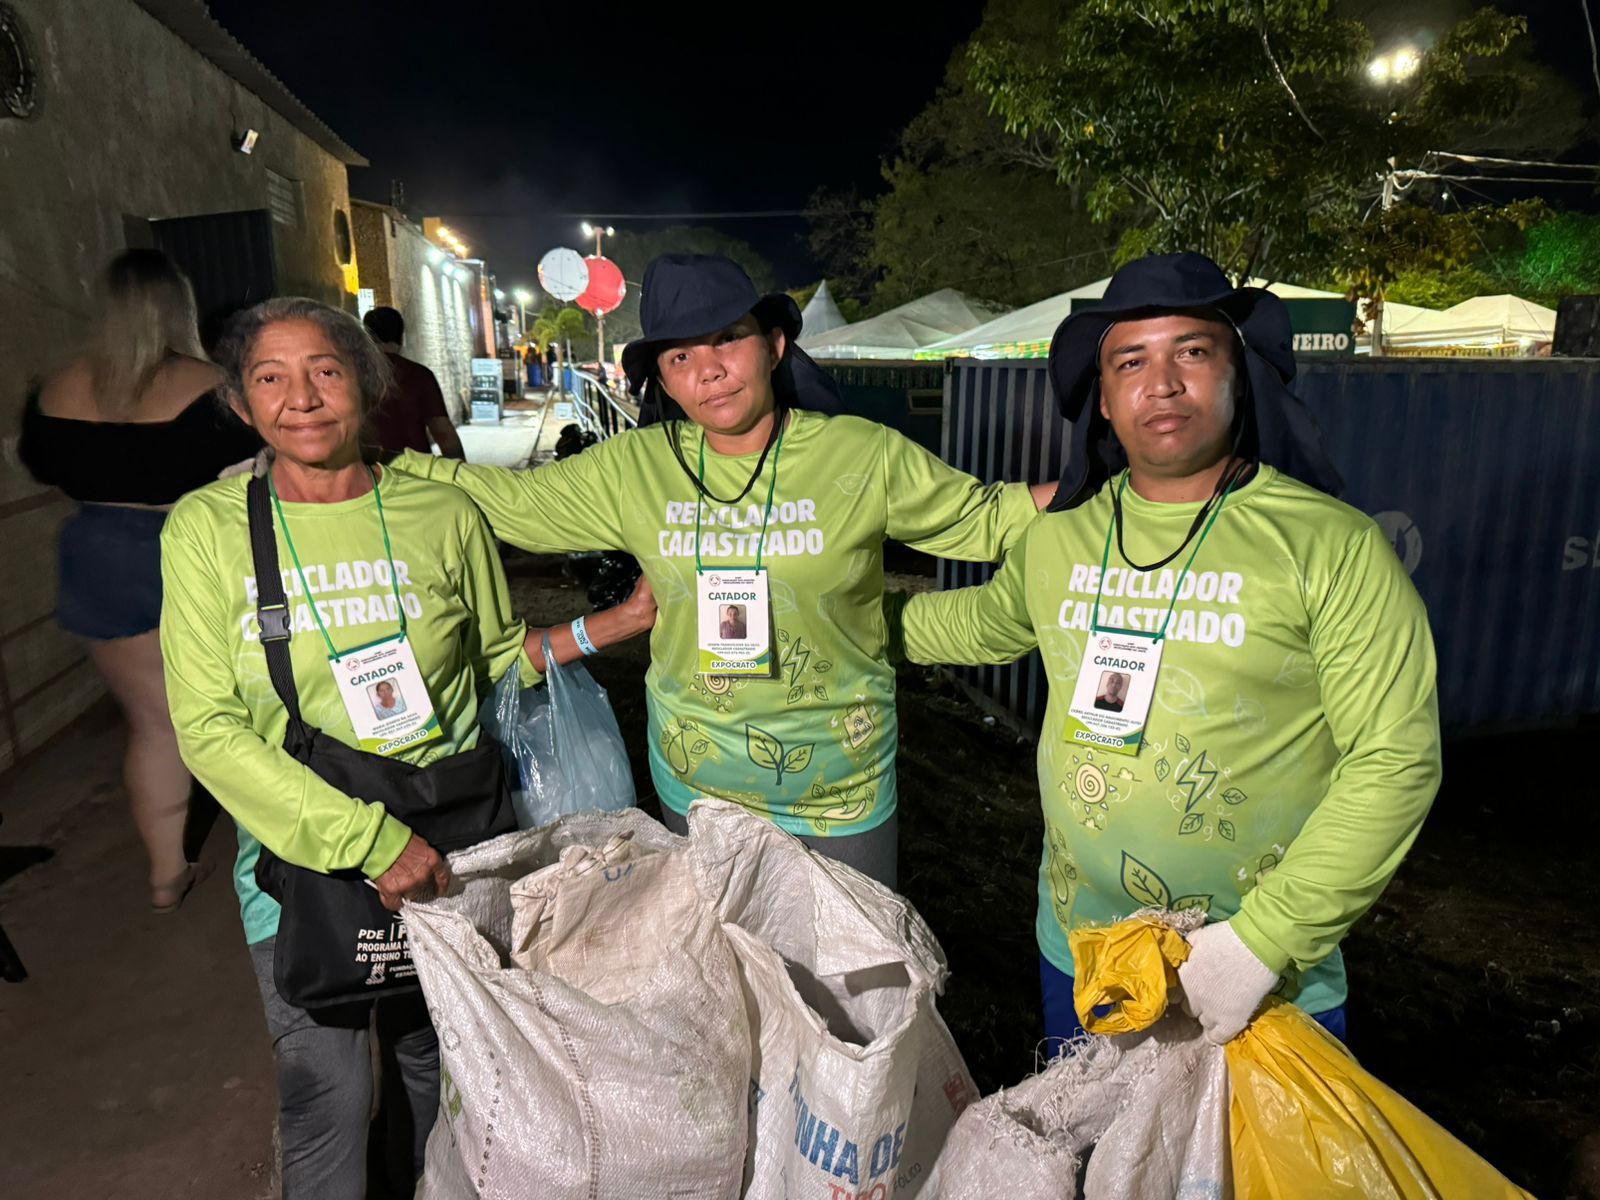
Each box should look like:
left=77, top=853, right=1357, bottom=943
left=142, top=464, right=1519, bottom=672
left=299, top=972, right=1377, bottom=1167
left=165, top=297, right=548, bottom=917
left=1381, top=293, right=1556, bottom=348
left=916, top=277, right=1440, bottom=359
left=800, top=288, right=1005, bottom=360
left=799, top=280, right=848, bottom=339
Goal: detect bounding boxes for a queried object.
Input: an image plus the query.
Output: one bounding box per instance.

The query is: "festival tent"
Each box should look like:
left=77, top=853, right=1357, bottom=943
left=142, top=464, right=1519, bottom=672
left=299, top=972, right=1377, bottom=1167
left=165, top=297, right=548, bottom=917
left=800, top=288, right=1005, bottom=360
left=1380, top=293, right=1557, bottom=351
left=916, top=277, right=1440, bottom=359
left=799, top=280, right=848, bottom=339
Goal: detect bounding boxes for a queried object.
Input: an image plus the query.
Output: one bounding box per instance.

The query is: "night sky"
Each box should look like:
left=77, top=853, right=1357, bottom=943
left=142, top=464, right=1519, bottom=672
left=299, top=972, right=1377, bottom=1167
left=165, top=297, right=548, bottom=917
left=205, top=0, right=1598, bottom=294
left=205, top=0, right=990, bottom=290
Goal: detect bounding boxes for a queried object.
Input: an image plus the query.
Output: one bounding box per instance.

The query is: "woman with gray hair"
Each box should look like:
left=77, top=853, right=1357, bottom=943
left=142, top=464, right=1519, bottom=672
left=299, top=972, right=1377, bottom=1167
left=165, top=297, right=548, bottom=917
left=20, top=248, right=260, bottom=912
left=157, top=296, right=655, bottom=1197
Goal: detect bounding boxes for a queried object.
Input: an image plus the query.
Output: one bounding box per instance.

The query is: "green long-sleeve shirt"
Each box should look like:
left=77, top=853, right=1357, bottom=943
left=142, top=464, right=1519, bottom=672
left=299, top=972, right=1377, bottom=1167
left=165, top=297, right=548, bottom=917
left=160, top=468, right=535, bottom=944
left=393, top=409, right=1038, bottom=836
left=901, top=466, right=1440, bottom=1013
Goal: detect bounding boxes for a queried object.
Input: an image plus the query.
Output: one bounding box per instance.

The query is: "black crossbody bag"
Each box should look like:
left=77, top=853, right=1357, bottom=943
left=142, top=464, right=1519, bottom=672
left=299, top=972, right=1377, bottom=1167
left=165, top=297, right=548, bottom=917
left=246, top=473, right=516, bottom=1009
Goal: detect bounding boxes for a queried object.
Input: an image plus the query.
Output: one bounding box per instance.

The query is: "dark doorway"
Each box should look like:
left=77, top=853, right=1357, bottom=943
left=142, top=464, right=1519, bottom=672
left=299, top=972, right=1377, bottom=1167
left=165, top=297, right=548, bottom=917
left=149, top=209, right=278, bottom=349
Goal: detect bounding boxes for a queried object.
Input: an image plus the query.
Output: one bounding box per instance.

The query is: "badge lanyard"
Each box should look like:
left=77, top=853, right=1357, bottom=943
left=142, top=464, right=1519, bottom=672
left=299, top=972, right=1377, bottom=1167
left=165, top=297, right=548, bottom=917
left=1090, top=468, right=1242, bottom=642
left=269, top=466, right=442, bottom=755
left=1062, top=467, right=1242, bottom=756
left=270, top=464, right=406, bottom=658
left=692, top=421, right=785, bottom=677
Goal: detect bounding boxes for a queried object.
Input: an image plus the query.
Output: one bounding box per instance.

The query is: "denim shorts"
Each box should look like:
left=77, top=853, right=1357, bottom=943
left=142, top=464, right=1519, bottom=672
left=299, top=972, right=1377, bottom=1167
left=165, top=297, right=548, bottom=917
left=57, top=505, right=168, bottom=639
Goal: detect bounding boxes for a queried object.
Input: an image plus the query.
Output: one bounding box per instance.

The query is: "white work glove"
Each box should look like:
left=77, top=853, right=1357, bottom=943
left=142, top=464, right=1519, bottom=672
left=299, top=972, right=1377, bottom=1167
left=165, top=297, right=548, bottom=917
left=1177, top=920, right=1279, bottom=1044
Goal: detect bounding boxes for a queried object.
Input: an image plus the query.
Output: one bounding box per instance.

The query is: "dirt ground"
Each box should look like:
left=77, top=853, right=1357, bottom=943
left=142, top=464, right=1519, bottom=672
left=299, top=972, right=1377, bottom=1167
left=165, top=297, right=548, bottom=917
left=1, top=548, right=1595, bottom=1199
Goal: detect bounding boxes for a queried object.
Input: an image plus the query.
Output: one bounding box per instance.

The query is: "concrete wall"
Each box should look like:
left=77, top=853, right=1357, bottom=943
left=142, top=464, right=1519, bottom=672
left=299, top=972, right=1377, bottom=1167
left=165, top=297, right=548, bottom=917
left=0, top=0, right=357, bottom=772
left=351, top=202, right=476, bottom=422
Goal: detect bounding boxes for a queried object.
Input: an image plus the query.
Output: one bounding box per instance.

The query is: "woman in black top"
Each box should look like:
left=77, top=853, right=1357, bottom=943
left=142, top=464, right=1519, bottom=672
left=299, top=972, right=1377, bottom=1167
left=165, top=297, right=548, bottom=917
left=19, top=249, right=260, bottom=912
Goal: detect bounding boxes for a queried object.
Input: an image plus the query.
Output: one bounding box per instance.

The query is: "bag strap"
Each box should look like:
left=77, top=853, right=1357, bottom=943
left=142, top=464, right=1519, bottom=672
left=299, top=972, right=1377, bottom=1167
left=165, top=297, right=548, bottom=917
left=246, top=473, right=304, bottom=724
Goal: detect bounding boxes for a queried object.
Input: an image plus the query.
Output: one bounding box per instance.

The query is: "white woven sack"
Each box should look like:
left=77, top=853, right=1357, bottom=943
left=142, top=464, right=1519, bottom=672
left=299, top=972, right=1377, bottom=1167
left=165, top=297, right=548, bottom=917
left=409, top=809, right=749, bottom=1200
left=920, top=1016, right=1229, bottom=1200
left=687, top=800, right=978, bottom=1200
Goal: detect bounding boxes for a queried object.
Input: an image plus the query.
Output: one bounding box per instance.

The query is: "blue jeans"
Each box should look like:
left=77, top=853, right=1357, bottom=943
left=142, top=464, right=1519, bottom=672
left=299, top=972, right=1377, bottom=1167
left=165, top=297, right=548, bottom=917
left=1039, top=953, right=1348, bottom=1056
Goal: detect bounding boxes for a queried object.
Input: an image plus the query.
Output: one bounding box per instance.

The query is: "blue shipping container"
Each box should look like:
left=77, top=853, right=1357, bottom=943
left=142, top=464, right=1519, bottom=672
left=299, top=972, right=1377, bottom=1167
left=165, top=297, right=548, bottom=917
left=937, top=358, right=1600, bottom=733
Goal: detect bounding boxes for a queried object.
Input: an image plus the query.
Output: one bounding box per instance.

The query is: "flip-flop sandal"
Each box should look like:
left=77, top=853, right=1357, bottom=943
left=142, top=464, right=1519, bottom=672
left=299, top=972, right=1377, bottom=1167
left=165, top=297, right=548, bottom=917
left=151, top=862, right=212, bottom=913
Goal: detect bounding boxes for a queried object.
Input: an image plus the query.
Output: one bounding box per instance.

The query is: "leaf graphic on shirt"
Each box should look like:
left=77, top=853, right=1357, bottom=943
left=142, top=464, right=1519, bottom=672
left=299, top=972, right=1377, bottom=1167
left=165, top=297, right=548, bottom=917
left=787, top=686, right=806, bottom=705
left=1174, top=733, right=1192, bottom=755
left=1179, top=813, right=1204, bottom=836
left=1172, top=893, right=1214, bottom=915
left=815, top=660, right=834, bottom=674
left=781, top=743, right=815, bottom=775
left=688, top=738, right=711, bottom=756
left=1274, top=652, right=1316, bottom=689
left=1120, top=851, right=1172, bottom=909
left=1156, top=669, right=1208, bottom=717
left=664, top=729, right=690, bottom=776
left=813, top=685, right=829, bottom=702
left=1221, top=787, right=1247, bottom=806
left=746, top=725, right=784, bottom=774
left=1155, top=757, right=1171, bottom=782
left=1218, top=819, right=1237, bottom=842
left=835, top=473, right=870, bottom=497
left=1234, top=695, right=1268, bottom=735
left=771, top=579, right=799, bottom=615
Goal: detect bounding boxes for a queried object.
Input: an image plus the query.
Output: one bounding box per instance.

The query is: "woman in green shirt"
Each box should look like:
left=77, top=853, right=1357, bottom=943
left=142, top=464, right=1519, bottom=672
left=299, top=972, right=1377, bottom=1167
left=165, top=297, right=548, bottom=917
left=159, top=297, right=653, bottom=1200
left=394, top=254, right=1050, bottom=887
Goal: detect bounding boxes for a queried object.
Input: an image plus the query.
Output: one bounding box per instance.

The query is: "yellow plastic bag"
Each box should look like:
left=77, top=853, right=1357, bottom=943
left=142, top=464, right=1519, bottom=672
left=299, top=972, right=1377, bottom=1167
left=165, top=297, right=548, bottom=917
left=1228, top=1000, right=1534, bottom=1199
left=1068, top=916, right=1536, bottom=1199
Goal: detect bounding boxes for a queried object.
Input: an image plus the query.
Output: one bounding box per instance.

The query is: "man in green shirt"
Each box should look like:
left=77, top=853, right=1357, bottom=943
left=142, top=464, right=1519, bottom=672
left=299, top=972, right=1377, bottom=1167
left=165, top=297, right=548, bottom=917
left=900, top=253, right=1441, bottom=1047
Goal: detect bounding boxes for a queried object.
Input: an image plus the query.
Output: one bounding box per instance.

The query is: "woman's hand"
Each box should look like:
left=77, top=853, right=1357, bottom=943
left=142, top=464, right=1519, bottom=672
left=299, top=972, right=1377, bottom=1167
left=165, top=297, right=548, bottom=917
left=371, top=832, right=451, bottom=911
left=618, top=573, right=658, bottom=636
left=524, top=573, right=658, bottom=671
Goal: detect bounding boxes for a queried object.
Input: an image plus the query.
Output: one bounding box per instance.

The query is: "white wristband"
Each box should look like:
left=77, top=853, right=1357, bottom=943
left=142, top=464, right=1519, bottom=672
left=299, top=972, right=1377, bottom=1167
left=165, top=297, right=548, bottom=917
left=570, top=615, right=599, bottom=657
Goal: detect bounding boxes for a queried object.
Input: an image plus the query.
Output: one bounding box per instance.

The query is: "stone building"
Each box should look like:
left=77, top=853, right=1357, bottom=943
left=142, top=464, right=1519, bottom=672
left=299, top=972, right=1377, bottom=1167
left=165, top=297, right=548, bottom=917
left=0, top=0, right=364, bottom=771
left=351, top=202, right=482, bottom=422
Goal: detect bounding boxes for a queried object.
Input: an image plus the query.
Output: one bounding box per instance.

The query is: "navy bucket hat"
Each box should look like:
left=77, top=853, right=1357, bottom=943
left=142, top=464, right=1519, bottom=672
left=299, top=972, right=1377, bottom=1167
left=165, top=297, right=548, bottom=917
left=1044, top=252, right=1343, bottom=511
left=623, top=253, right=843, bottom=423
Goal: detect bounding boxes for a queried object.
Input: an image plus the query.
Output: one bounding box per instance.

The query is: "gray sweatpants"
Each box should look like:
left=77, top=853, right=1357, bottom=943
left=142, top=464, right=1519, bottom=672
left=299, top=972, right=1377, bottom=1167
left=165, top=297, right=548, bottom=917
left=658, top=806, right=899, bottom=891
left=248, top=936, right=439, bottom=1200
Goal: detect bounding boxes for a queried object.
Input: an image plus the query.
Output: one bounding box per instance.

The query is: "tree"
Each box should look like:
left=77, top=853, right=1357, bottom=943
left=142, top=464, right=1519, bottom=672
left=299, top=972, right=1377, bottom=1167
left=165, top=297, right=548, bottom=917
left=804, top=187, right=880, bottom=308
left=600, top=226, right=777, bottom=346
left=966, top=0, right=1546, bottom=287
left=531, top=304, right=589, bottom=351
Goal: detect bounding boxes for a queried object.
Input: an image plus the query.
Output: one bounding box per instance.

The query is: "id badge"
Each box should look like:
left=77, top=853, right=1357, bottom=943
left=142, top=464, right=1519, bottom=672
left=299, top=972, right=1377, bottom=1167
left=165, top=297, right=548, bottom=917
left=331, top=633, right=443, bottom=756
left=1063, top=629, right=1165, bottom=756
left=697, top=569, right=772, bottom=676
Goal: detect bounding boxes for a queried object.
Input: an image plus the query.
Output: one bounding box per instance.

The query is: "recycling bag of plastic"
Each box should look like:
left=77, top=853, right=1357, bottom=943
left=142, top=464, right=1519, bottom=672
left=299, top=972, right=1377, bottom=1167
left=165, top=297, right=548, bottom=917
left=479, top=632, right=634, bottom=828
left=1073, top=914, right=1535, bottom=1200
left=409, top=809, right=749, bottom=1200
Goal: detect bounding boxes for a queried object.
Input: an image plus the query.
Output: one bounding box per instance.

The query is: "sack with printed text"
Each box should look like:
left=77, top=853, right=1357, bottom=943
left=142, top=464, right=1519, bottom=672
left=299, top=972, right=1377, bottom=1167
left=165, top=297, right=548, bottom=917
left=410, top=809, right=748, bottom=1200
left=688, top=799, right=978, bottom=1200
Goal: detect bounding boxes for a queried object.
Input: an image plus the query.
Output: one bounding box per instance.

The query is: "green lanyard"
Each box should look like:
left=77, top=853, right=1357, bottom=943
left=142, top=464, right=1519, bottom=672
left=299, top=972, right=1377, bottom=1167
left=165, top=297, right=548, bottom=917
left=1090, top=470, right=1240, bottom=641
left=693, top=421, right=786, bottom=574
left=269, top=465, right=406, bottom=660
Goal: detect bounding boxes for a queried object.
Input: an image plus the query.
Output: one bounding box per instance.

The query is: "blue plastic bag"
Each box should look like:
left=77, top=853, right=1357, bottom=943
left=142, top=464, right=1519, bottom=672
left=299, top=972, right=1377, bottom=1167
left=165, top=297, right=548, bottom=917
left=481, top=634, right=636, bottom=828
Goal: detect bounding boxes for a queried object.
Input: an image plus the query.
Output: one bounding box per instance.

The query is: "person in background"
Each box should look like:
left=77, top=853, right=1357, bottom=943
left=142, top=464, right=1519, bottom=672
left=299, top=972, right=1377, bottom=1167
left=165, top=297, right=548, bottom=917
left=19, top=247, right=260, bottom=912
left=524, top=341, right=542, bottom=389
left=361, top=306, right=466, bottom=461
left=545, top=340, right=560, bottom=394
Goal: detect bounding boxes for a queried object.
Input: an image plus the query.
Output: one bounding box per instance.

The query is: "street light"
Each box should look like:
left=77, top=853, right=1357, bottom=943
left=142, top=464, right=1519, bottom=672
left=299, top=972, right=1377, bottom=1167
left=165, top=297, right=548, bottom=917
left=1367, top=47, right=1419, bottom=84
left=580, top=222, right=618, bottom=378
left=513, top=287, right=534, bottom=335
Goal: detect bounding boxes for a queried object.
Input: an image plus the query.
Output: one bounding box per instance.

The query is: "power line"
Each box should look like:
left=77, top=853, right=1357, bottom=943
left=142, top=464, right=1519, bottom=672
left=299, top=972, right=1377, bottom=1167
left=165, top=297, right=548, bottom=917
left=438, top=209, right=836, bottom=221
left=1397, top=172, right=1600, bottom=185
left=1427, top=151, right=1600, bottom=171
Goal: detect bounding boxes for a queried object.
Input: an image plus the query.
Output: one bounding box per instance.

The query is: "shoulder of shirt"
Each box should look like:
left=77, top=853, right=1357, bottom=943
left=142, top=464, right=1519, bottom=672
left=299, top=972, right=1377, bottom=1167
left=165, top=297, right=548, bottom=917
left=168, top=472, right=248, bottom=523
left=385, top=467, right=482, bottom=515
left=1255, top=468, right=1381, bottom=545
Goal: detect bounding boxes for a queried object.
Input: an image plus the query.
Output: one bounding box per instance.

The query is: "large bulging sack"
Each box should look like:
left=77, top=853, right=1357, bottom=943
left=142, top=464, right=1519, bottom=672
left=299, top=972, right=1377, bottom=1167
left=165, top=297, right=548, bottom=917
left=687, top=800, right=977, bottom=1200
left=409, top=809, right=749, bottom=1200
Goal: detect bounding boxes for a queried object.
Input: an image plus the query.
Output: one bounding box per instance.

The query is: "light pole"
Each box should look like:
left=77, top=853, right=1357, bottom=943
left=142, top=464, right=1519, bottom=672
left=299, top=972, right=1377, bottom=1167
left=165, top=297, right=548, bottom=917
left=581, top=221, right=616, bottom=381
left=1365, top=48, right=1419, bottom=357
left=512, top=288, right=533, bottom=340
